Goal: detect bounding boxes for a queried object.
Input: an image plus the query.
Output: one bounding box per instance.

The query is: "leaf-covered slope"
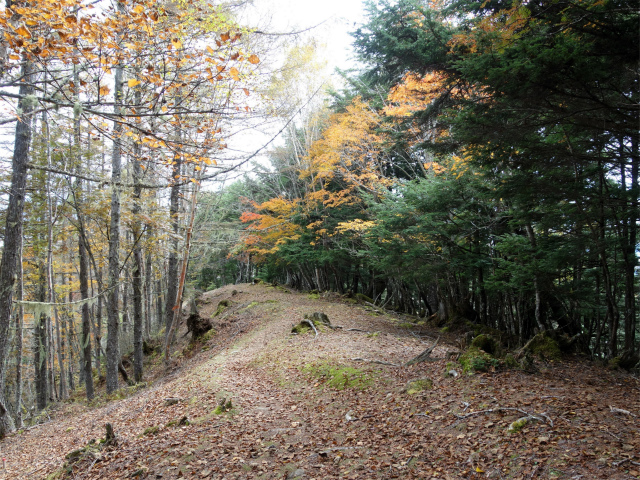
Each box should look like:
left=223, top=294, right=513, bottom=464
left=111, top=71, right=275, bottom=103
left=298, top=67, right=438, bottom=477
left=2, top=284, right=639, bottom=479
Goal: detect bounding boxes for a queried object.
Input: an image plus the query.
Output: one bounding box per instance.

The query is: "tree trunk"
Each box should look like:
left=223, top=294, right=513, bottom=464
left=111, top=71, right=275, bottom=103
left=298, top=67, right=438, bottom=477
left=623, top=138, right=638, bottom=354
left=106, top=6, right=124, bottom=393
left=0, top=59, right=33, bottom=438
left=35, top=266, right=49, bottom=411
left=79, top=233, right=95, bottom=399
left=164, top=154, right=182, bottom=344
left=14, top=234, right=24, bottom=429
left=165, top=174, right=201, bottom=364
left=132, top=98, right=144, bottom=382
left=145, top=248, right=152, bottom=339
left=95, top=267, right=103, bottom=374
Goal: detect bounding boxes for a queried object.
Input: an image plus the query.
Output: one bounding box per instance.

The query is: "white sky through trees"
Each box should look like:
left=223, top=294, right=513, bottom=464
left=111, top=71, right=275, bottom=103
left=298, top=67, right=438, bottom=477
left=218, top=0, right=367, bottom=178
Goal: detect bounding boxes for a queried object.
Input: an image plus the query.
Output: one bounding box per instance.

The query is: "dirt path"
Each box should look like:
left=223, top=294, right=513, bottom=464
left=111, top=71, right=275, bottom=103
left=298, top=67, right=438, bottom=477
left=1, top=284, right=639, bottom=479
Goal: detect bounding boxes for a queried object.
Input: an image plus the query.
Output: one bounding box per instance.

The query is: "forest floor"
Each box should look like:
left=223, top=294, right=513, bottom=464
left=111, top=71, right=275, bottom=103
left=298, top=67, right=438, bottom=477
left=1, top=283, right=639, bottom=480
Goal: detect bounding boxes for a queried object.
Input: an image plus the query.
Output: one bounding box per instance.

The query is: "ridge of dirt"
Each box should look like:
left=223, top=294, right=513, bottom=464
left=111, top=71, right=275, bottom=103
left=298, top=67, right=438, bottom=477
left=1, top=283, right=639, bottom=479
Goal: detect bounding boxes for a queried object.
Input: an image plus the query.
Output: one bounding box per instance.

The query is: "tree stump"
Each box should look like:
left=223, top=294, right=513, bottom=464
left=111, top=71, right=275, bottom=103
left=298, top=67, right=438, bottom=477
left=104, top=423, right=117, bottom=447
left=186, top=313, right=213, bottom=340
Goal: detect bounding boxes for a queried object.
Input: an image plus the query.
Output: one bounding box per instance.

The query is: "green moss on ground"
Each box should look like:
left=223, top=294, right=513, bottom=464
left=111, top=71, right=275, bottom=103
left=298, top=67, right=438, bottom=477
left=471, top=334, right=500, bottom=356
left=212, top=300, right=231, bottom=318
left=302, top=362, right=375, bottom=390
left=353, top=293, right=374, bottom=304
left=141, top=426, right=160, bottom=436
left=525, top=332, right=562, bottom=360
left=405, top=378, right=433, bottom=394
left=459, top=347, right=498, bottom=373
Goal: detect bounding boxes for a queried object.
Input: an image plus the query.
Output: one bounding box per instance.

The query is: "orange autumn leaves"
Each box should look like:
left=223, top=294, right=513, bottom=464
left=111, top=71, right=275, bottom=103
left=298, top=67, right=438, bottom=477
left=239, top=99, right=392, bottom=259
left=384, top=72, right=446, bottom=118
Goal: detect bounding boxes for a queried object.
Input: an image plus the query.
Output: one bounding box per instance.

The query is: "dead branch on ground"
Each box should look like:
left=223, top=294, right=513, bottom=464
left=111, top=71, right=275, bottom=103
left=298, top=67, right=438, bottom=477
left=452, top=407, right=554, bottom=427
left=405, top=337, right=440, bottom=366
left=352, top=357, right=400, bottom=367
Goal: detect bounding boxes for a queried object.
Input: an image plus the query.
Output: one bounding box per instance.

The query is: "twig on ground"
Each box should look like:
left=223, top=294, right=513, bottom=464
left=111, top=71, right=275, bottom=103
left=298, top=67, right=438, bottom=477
left=346, top=328, right=369, bottom=333
left=452, top=407, right=554, bottom=427
left=351, top=357, right=400, bottom=367
left=603, top=429, right=622, bottom=441
left=613, top=458, right=640, bottom=467
left=85, top=456, right=100, bottom=476
left=609, top=405, right=637, bottom=417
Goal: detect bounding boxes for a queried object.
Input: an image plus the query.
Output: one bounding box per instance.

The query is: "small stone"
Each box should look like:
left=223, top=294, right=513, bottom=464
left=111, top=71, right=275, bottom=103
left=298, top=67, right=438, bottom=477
left=287, top=468, right=305, bottom=479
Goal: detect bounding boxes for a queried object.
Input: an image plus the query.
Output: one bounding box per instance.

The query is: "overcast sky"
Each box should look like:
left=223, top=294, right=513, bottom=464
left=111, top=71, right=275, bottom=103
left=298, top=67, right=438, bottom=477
left=212, top=0, right=369, bottom=177
left=251, top=0, right=367, bottom=72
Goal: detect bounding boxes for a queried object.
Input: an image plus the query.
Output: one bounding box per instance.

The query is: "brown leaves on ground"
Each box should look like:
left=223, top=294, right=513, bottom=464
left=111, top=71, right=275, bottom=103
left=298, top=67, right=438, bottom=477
left=1, top=284, right=638, bottom=479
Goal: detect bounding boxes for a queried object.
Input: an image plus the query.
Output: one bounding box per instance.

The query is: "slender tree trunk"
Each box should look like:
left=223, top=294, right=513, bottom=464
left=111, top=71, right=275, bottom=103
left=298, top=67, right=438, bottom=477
left=131, top=94, right=144, bottom=382
left=165, top=176, right=201, bottom=363
left=145, top=248, right=152, bottom=339
left=43, top=111, right=67, bottom=400
left=164, top=154, right=182, bottom=343
left=106, top=4, right=124, bottom=393
left=79, top=234, right=95, bottom=399
left=95, top=267, right=103, bottom=374
left=35, top=266, right=49, bottom=411
left=0, top=59, right=33, bottom=437
left=623, top=138, right=638, bottom=354
left=14, top=234, right=24, bottom=428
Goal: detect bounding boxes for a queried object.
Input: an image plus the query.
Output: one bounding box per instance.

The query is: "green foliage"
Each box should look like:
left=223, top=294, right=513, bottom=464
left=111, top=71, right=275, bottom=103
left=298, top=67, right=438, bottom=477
left=214, top=0, right=639, bottom=363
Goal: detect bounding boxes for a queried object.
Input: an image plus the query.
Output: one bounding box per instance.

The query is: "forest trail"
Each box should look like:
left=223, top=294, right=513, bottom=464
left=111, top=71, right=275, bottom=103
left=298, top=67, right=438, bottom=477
left=1, top=284, right=639, bottom=479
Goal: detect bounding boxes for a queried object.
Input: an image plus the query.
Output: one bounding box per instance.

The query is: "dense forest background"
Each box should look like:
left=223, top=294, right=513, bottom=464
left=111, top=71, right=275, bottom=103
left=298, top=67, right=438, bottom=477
left=195, top=0, right=639, bottom=367
left=0, top=0, right=637, bottom=439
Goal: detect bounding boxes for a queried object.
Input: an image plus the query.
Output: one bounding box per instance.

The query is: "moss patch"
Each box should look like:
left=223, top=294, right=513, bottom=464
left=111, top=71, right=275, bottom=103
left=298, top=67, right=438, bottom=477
left=212, top=300, right=231, bottom=318
left=508, top=417, right=530, bottom=433
left=525, top=332, right=562, bottom=360
left=398, top=322, right=416, bottom=329
left=141, top=426, right=160, bottom=436
left=459, top=347, right=498, bottom=373
left=302, top=362, right=374, bottom=390
left=405, top=378, right=433, bottom=395
left=291, top=324, right=311, bottom=334
left=471, top=334, right=499, bottom=356
left=201, top=328, right=216, bottom=342
left=353, top=293, right=373, bottom=304
left=214, top=399, right=233, bottom=415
